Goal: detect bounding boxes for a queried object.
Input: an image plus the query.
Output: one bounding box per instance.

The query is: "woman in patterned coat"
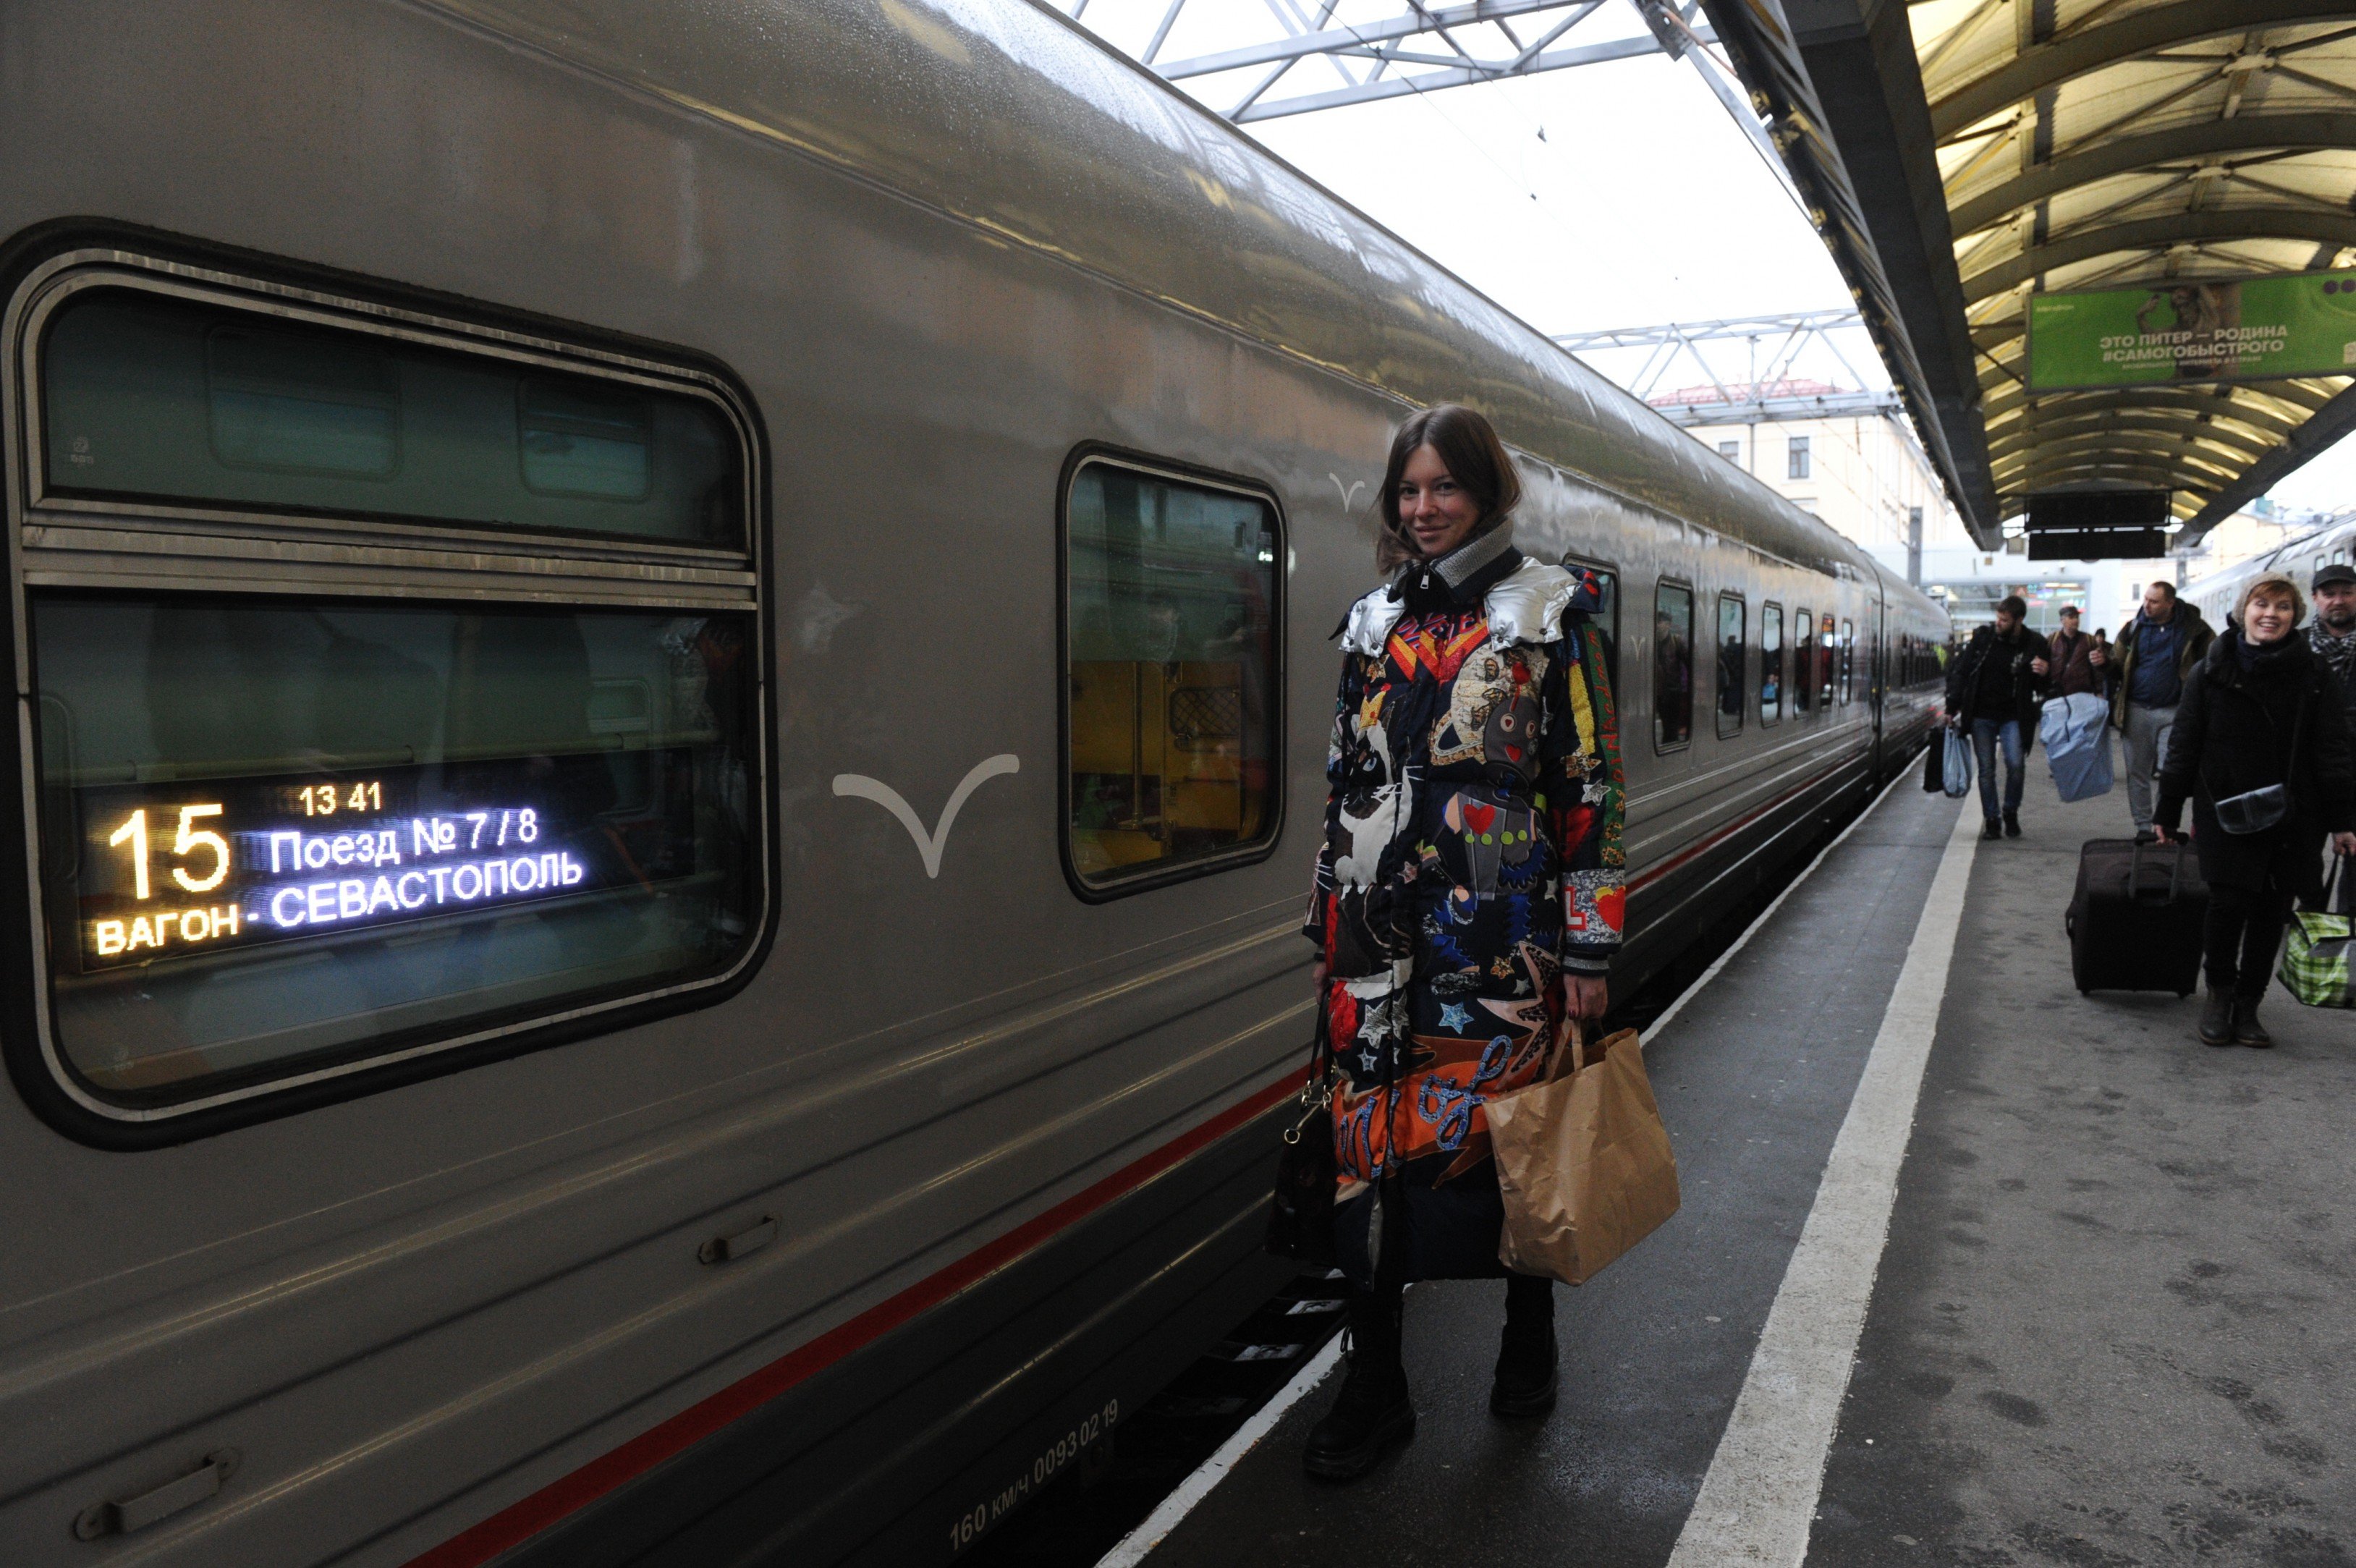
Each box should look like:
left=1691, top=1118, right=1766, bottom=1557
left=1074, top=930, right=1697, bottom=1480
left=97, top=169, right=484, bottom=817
left=1300, top=404, right=1624, bottom=1480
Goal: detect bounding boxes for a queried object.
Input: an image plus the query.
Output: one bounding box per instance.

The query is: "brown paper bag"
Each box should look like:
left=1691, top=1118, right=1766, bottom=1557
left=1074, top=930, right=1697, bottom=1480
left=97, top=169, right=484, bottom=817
left=1486, top=1025, right=1680, bottom=1284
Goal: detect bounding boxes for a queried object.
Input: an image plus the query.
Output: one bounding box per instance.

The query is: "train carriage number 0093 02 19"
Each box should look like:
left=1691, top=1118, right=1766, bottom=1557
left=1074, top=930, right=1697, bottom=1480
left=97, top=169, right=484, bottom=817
left=67, top=763, right=632, bottom=971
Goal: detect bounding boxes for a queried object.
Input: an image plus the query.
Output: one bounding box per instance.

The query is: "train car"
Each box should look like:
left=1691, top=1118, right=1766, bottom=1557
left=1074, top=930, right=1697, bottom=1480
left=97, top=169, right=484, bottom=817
left=0, top=1, right=1948, bottom=1564
left=2185, top=514, right=2356, bottom=630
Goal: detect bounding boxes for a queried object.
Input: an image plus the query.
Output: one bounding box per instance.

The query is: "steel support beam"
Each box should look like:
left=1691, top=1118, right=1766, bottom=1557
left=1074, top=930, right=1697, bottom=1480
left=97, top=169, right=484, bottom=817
left=2182, top=378, right=2356, bottom=543
left=1233, top=27, right=1702, bottom=120
left=1155, top=0, right=1583, bottom=77
left=1949, top=111, right=2356, bottom=237
left=1962, top=211, right=2356, bottom=300
left=1928, top=0, right=2356, bottom=140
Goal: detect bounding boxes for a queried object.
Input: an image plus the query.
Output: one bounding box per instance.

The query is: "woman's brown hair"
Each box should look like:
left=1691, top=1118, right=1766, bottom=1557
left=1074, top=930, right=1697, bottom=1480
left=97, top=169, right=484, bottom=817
left=1375, top=404, right=1522, bottom=572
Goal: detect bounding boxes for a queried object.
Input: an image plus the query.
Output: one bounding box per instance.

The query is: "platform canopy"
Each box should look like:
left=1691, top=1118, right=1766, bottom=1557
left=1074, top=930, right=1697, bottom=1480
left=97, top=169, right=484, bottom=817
left=1698, top=0, right=2356, bottom=548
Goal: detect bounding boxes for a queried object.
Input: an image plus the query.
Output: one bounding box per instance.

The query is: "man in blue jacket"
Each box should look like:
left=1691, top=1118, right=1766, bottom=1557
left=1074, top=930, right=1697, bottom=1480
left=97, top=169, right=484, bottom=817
left=2095, top=580, right=2213, bottom=842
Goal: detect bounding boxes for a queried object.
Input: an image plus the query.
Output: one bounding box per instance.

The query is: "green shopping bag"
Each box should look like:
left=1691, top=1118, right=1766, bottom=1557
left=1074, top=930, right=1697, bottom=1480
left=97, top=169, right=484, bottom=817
left=2279, top=855, right=2356, bottom=1009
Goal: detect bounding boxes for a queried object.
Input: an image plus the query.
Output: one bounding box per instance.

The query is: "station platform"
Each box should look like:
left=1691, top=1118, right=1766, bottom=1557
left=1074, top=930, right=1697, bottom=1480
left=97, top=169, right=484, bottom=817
left=1113, top=766, right=2356, bottom=1567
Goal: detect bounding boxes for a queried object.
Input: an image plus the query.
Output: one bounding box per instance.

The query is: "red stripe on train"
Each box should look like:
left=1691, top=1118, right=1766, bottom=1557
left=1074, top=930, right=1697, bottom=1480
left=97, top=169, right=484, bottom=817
left=404, top=1075, right=1300, bottom=1568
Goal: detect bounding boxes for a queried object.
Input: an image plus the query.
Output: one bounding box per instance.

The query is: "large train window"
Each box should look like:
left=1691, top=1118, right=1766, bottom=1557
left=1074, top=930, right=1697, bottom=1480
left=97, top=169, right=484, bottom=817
left=1064, top=457, right=1281, bottom=896
left=1653, top=580, right=1695, bottom=751
left=1760, top=603, right=1784, bottom=726
left=1563, top=556, right=1619, bottom=686
left=8, top=255, right=766, bottom=1139
left=1793, top=609, right=1814, bottom=713
left=1716, top=593, right=1745, bottom=739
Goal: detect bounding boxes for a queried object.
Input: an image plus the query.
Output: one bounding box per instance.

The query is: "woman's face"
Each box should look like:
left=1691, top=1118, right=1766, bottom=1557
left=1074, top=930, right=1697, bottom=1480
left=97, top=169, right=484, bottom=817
left=2244, top=587, right=2298, bottom=645
left=1397, top=444, right=1483, bottom=559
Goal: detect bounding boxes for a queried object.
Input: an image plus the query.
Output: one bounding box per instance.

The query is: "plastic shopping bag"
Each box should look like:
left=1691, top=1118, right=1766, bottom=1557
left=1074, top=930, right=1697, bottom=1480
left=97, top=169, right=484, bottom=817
left=1942, top=727, right=1974, bottom=800
left=2038, top=692, right=2115, bottom=803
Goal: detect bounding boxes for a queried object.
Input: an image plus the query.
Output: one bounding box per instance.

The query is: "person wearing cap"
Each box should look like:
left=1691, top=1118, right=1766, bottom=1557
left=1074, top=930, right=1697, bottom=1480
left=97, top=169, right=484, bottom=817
left=2313, top=561, right=2356, bottom=724
left=2038, top=605, right=2103, bottom=698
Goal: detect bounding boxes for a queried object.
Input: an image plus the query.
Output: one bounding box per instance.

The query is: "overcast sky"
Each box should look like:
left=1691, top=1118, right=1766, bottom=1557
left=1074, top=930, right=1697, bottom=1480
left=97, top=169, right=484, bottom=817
left=1066, top=0, right=2356, bottom=520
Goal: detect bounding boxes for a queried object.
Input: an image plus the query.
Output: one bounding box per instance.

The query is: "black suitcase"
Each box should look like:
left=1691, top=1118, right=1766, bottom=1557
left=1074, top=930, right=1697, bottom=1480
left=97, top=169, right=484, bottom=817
left=2066, top=839, right=2208, bottom=996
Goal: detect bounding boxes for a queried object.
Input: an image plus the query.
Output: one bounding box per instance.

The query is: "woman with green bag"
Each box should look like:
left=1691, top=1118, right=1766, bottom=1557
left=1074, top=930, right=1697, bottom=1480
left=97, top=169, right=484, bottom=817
left=2153, top=575, right=2356, bottom=1046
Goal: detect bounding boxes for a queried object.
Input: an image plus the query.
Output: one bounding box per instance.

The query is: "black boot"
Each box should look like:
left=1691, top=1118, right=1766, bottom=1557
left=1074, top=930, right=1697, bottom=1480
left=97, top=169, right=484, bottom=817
left=1982, top=817, right=2004, bottom=840
left=2234, top=996, right=2273, bottom=1049
left=1491, top=1274, right=1559, bottom=1419
left=2197, top=991, right=2236, bottom=1047
left=1302, top=1288, right=1413, bottom=1480
left=2002, top=810, right=2021, bottom=839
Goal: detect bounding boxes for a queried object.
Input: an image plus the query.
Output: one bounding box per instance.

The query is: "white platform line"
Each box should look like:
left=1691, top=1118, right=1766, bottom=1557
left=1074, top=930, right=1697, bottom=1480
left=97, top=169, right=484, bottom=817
left=1666, top=792, right=1981, bottom=1568
left=1093, top=1334, right=1347, bottom=1568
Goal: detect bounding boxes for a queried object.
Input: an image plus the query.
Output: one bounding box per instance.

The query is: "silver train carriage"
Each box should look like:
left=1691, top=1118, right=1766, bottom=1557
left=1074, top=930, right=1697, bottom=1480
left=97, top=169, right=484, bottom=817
left=2185, top=515, right=2356, bottom=631
left=0, top=0, right=1949, bottom=1563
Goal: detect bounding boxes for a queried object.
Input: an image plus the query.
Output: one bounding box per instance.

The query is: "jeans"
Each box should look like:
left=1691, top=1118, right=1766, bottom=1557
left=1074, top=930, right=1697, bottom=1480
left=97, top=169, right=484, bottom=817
left=2204, top=883, right=2293, bottom=999
left=2122, top=702, right=2177, bottom=831
left=1970, top=718, right=2024, bottom=821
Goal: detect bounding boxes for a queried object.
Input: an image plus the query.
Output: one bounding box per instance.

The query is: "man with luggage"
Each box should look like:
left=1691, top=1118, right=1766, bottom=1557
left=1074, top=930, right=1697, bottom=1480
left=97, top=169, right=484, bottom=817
left=2313, top=562, right=2356, bottom=724
left=2096, top=580, right=2213, bottom=843
left=2040, top=605, right=2103, bottom=698
left=1946, top=596, right=2050, bottom=839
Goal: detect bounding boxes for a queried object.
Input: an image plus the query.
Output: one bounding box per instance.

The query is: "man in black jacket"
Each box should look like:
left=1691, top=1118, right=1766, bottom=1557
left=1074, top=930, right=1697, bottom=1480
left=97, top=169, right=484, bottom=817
left=2313, top=562, right=2356, bottom=725
left=1946, top=596, right=2051, bottom=839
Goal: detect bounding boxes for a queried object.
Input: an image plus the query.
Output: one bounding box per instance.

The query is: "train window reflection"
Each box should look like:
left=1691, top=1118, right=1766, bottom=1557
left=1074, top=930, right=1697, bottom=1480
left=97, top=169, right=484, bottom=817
left=1794, top=609, right=1814, bottom=713
left=40, top=288, right=743, bottom=550
left=1819, top=614, right=1838, bottom=708
left=30, top=596, right=763, bottom=1108
left=1716, top=594, right=1745, bottom=739
left=1653, top=580, right=1694, bottom=751
left=1065, top=460, right=1280, bottom=891
left=1840, top=619, right=1855, bottom=703
left=1760, top=603, right=1784, bottom=726
left=207, top=323, right=398, bottom=478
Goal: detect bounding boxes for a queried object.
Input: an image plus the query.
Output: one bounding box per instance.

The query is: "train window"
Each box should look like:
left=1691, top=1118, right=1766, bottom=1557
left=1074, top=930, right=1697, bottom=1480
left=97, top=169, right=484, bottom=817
left=12, top=256, right=768, bottom=1138
left=1793, top=609, right=1814, bottom=713
left=1653, top=580, right=1695, bottom=751
left=1819, top=614, right=1839, bottom=708
left=1716, top=593, right=1745, bottom=739
left=1064, top=458, right=1281, bottom=894
left=1760, top=603, right=1784, bottom=726
left=1839, top=619, right=1855, bottom=703
left=1563, top=557, right=1619, bottom=686
left=38, top=289, right=743, bottom=549
left=30, top=596, right=763, bottom=1110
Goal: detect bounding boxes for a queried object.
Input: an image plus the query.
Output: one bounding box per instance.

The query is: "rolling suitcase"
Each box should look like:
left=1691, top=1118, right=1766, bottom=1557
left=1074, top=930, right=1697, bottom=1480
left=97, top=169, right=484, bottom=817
left=2066, top=839, right=2207, bottom=996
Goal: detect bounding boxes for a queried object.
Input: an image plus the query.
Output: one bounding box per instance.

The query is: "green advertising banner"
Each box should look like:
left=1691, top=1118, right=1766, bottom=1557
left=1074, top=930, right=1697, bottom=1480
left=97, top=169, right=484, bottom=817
left=2026, top=269, right=2356, bottom=391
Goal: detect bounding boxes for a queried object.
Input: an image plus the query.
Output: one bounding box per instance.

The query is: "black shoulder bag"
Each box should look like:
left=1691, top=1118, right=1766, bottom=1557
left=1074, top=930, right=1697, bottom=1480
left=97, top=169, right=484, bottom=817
left=2214, top=687, right=2308, bottom=836
left=1264, top=988, right=1339, bottom=1266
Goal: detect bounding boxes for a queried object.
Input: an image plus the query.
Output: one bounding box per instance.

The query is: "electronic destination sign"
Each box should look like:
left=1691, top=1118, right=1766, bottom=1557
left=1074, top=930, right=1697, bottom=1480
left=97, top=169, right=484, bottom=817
left=65, top=755, right=685, bottom=972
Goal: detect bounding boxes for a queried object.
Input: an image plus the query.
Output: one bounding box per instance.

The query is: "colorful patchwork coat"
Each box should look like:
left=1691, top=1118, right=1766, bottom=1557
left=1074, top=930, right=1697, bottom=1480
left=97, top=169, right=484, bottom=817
left=1302, top=539, right=1624, bottom=1284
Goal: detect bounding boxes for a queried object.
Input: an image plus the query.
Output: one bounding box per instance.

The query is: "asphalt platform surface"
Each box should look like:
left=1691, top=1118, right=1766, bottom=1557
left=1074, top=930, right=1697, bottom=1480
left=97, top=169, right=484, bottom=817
left=1139, top=766, right=2356, bottom=1567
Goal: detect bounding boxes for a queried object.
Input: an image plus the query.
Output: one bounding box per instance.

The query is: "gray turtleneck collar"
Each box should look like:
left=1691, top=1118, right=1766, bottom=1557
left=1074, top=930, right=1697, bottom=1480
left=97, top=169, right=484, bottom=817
left=1431, top=518, right=1517, bottom=589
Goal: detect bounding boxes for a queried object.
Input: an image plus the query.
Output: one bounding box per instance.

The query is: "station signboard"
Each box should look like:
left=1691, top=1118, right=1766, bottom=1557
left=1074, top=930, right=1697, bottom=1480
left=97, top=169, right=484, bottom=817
left=2026, top=268, right=2356, bottom=391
